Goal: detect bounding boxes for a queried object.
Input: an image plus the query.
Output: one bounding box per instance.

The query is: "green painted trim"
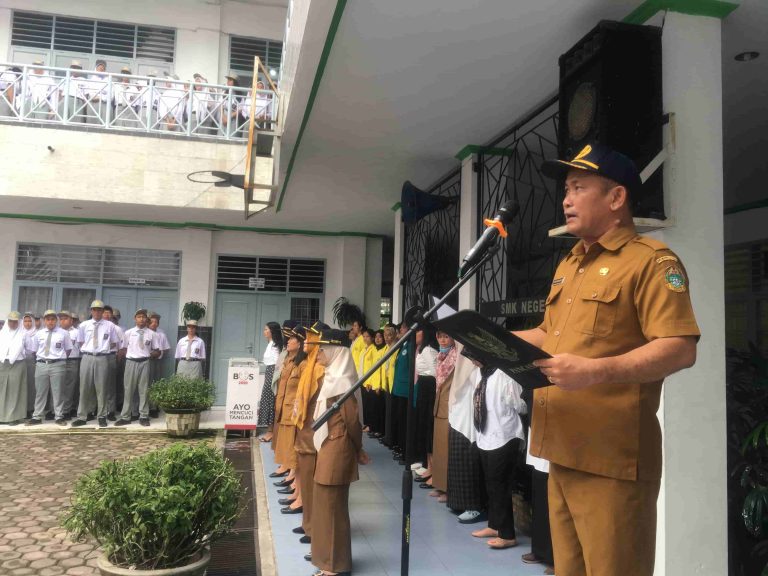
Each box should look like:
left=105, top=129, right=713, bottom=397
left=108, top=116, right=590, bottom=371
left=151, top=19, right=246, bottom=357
left=0, top=212, right=384, bottom=239
left=455, top=145, right=518, bottom=161
left=276, top=0, right=348, bottom=212
left=725, top=199, right=768, bottom=215
left=624, top=0, right=738, bottom=24
left=391, top=202, right=401, bottom=212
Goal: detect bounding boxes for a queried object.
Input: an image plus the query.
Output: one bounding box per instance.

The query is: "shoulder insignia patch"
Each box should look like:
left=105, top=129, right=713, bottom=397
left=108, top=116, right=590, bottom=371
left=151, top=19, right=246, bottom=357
left=552, top=277, right=565, bottom=286
left=656, top=255, right=678, bottom=265
left=664, top=265, right=687, bottom=293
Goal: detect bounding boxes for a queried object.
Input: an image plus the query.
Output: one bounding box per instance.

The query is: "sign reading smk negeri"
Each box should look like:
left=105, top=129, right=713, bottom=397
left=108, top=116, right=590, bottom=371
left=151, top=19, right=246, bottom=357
left=225, top=359, right=263, bottom=430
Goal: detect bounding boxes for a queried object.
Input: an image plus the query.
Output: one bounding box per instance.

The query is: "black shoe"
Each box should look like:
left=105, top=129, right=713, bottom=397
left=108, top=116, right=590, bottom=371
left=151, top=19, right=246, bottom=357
left=7, top=420, right=21, bottom=426
left=86, top=412, right=96, bottom=421
left=414, top=474, right=431, bottom=483
left=98, top=417, right=108, bottom=428
left=269, top=470, right=289, bottom=478
left=44, top=412, right=55, bottom=421
left=25, top=418, right=42, bottom=426
left=107, top=412, right=117, bottom=421
left=303, top=554, right=311, bottom=562
left=114, top=419, right=131, bottom=427
left=419, top=483, right=433, bottom=489
left=139, top=418, right=150, bottom=427
left=278, top=498, right=296, bottom=506
left=149, top=409, right=159, bottom=418
left=55, top=418, right=67, bottom=426
left=131, top=414, right=139, bottom=422
left=274, top=479, right=292, bottom=487
left=393, top=453, right=402, bottom=460
left=299, top=535, right=311, bottom=544
left=292, top=526, right=305, bottom=535
left=281, top=506, right=303, bottom=514
left=71, top=419, right=87, bottom=427
left=277, top=487, right=295, bottom=495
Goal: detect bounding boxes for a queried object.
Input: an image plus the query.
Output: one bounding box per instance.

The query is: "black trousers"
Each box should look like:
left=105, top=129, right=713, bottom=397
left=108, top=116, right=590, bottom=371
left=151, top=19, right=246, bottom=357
left=531, top=469, right=554, bottom=565
left=383, top=391, right=394, bottom=447
left=479, top=437, right=521, bottom=540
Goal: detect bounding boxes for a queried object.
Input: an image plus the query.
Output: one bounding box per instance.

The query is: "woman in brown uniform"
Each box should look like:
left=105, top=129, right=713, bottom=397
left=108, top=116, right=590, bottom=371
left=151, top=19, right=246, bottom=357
left=430, top=330, right=457, bottom=503
left=308, top=327, right=370, bottom=576
left=270, top=321, right=300, bottom=479
left=274, top=323, right=307, bottom=513
left=291, top=325, right=326, bottom=544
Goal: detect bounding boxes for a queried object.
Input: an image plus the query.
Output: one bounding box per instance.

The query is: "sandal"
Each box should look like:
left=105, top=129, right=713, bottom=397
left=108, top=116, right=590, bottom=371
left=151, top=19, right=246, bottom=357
left=472, top=527, right=498, bottom=538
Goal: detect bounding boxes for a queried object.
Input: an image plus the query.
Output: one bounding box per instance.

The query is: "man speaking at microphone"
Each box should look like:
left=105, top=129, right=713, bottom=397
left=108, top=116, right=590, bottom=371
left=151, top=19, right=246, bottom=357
left=513, top=143, right=700, bottom=576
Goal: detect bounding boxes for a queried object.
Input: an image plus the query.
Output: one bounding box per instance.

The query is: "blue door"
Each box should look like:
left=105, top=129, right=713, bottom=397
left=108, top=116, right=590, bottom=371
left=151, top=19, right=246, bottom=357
left=212, top=293, right=290, bottom=405
left=102, top=287, right=178, bottom=380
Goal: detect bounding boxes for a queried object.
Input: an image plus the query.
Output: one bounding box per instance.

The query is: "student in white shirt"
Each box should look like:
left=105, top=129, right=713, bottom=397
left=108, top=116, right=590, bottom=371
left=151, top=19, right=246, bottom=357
left=175, top=320, right=206, bottom=378
left=115, top=309, right=159, bottom=427
left=0, top=311, right=29, bottom=425
left=26, top=60, right=57, bottom=120
left=26, top=310, right=72, bottom=426
left=469, top=362, right=527, bottom=550
left=57, top=311, right=80, bottom=420
left=148, top=312, right=171, bottom=418
left=22, top=312, right=37, bottom=417
left=72, top=300, right=119, bottom=428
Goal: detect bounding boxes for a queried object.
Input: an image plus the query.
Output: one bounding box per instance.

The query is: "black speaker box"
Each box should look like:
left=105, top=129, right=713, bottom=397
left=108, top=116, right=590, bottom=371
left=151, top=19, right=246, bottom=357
left=558, top=20, right=664, bottom=219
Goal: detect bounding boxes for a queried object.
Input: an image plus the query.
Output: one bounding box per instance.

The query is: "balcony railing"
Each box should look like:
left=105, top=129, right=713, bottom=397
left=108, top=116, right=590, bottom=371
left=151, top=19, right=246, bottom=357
left=0, top=62, right=279, bottom=142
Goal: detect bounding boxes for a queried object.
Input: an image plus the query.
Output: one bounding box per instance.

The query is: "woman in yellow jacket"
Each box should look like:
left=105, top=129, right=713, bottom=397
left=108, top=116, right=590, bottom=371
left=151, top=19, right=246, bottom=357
left=381, top=324, right=399, bottom=448
left=364, top=330, right=387, bottom=437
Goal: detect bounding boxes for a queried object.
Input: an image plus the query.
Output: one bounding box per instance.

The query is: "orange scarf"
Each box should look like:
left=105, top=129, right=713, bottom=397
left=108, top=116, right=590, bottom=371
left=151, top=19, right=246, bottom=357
left=291, top=332, right=324, bottom=429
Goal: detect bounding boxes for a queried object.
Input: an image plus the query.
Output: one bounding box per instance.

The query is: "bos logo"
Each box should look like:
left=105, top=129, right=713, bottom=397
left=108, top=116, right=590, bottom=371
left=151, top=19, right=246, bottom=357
left=233, top=404, right=251, bottom=411
left=232, top=373, right=254, bottom=380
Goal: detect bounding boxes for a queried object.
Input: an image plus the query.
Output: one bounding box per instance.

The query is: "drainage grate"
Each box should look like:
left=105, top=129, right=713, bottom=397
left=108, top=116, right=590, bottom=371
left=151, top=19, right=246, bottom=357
left=208, top=436, right=259, bottom=575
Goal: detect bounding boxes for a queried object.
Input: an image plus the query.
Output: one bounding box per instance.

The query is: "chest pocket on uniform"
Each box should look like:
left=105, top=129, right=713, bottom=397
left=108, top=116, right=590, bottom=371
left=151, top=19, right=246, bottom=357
left=577, top=284, right=621, bottom=337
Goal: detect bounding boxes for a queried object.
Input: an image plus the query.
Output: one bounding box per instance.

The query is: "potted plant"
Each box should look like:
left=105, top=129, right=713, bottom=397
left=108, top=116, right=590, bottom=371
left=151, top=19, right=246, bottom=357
left=62, top=443, right=244, bottom=576
left=332, top=296, right=366, bottom=328
left=149, top=375, right=215, bottom=438
left=181, top=301, right=207, bottom=324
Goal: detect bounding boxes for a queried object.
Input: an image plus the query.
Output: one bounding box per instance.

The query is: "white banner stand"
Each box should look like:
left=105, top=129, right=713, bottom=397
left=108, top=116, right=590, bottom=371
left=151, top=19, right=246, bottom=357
left=225, top=358, right=262, bottom=430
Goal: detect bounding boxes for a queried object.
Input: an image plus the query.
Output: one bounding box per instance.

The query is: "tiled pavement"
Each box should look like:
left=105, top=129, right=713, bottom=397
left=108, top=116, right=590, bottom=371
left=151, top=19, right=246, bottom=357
left=0, top=431, right=215, bottom=576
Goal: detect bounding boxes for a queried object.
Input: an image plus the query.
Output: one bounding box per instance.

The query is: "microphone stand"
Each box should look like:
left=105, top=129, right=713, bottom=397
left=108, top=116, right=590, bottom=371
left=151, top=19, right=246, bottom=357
left=312, top=244, right=501, bottom=576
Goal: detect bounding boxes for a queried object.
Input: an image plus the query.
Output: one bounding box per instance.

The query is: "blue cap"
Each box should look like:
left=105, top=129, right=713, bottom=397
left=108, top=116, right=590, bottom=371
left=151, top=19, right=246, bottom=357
left=541, top=143, right=643, bottom=197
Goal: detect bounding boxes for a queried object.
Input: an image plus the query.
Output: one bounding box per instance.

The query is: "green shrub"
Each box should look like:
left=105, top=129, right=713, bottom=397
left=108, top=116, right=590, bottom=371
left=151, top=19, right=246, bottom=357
left=149, top=375, right=215, bottom=412
left=62, top=443, right=244, bottom=569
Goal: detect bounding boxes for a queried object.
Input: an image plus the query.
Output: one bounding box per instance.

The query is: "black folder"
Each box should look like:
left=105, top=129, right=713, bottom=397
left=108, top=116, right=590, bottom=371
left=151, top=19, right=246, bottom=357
left=431, top=309, right=552, bottom=390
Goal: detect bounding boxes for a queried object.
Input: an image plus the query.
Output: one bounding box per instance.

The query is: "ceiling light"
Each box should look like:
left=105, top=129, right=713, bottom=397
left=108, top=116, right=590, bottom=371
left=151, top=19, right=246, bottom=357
left=735, top=51, right=760, bottom=62
left=269, top=68, right=277, bottom=78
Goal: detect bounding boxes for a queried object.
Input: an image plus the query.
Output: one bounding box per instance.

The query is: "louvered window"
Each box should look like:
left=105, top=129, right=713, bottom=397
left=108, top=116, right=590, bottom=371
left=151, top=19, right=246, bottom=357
left=217, top=256, right=325, bottom=294
left=16, top=243, right=180, bottom=288
left=103, top=249, right=180, bottom=288
left=229, top=35, right=282, bottom=74
left=11, top=10, right=175, bottom=63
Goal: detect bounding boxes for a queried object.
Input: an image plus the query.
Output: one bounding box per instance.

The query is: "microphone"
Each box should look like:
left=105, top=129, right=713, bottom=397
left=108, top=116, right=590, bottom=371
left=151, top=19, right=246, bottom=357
left=458, top=200, right=519, bottom=278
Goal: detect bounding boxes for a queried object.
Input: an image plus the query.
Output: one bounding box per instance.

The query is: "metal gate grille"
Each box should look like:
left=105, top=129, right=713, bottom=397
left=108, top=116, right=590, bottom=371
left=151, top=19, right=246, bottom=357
left=476, top=98, right=575, bottom=327
left=402, top=171, right=461, bottom=315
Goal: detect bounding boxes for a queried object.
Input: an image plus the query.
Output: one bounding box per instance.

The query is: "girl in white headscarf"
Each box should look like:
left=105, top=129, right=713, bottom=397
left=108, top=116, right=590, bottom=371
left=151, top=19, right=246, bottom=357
left=0, top=313, right=29, bottom=425
left=310, top=335, right=370, bottom=576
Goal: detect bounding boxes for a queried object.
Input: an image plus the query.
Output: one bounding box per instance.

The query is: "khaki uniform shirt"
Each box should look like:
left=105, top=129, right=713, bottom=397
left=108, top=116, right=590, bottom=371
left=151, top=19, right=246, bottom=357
left=530, top=226, right=700, bottom=482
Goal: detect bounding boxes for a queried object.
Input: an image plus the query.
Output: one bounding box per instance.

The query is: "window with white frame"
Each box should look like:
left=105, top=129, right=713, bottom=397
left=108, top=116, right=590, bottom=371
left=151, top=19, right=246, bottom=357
left=10, top=11, right=175, bottom=71
left=228, top=35, right=282, bottom=82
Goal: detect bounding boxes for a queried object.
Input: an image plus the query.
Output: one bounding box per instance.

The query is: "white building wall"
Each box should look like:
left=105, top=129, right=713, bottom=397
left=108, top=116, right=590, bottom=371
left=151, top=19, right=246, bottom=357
left=364, top=237, right=383, bottom=328
left=0, top=0, right=286, bottom=83
left=0, top=218, right=379, bottom=329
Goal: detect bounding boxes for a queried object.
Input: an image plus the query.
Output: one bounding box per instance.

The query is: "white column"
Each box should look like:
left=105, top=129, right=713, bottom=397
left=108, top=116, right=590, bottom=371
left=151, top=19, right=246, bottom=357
left=392, top=208, right=404, bottom=323
left=458, top=154, right=479, bottom=309
left=655, top=12, right=726, bottom=576
left=364, top=237, right=383, bottom=329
